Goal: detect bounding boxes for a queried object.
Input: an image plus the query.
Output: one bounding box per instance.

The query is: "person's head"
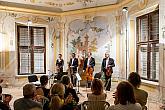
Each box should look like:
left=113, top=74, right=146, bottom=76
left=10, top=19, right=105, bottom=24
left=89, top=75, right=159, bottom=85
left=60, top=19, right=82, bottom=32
left=50, top=83, right=65, bottom=99
left=23, top=84, right=36, bottom=98
left=50, top=83, right=65, bottom=110
left=72, top=53, right=76, bottom=58
left=61, top=75, right=70, bottom=85
left=128, top=72, right=141, bottom=88
left=58, top=54, right=62, bottom=59
left=105, top=52, right=109, bottom=58
left=40, top=75, right=48, bottom=86
left=116, top=81, right=136, bottom=105
left=88, top=52, right=92, bottom=58
left=91, top=78, right=104, bottom=95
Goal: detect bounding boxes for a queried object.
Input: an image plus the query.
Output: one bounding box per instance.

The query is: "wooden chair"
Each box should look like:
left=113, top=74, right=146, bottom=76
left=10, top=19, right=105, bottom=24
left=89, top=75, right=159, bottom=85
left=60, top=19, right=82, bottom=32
left=82, top=101, right=110, bottom=110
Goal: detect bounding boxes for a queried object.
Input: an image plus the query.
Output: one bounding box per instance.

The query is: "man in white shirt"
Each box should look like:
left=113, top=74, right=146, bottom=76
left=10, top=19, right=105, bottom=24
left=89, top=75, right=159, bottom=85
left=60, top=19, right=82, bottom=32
left=83, top=52, right=95, bottom=88
left=69, top=53, right=78, bottom=87
left=101, top=52, right=115, bottom=91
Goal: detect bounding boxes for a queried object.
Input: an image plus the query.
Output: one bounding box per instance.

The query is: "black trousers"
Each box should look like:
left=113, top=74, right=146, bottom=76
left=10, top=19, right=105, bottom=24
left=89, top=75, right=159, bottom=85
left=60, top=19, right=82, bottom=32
left=71, top=73, right=77, bottom=87
left=104, top=74, right=111, bottom=91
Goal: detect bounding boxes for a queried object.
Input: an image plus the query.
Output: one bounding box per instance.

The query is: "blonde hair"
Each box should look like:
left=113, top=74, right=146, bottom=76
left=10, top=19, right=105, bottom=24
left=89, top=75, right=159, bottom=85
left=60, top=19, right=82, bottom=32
left=91, top=78, right=103, bottom=95
left=50, top=83, right=65, bottom=110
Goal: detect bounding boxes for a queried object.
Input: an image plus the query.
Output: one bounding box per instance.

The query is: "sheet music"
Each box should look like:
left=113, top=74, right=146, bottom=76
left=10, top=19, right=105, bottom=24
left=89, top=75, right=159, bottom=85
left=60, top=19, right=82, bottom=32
left=76, top=73, right=81, bottom=81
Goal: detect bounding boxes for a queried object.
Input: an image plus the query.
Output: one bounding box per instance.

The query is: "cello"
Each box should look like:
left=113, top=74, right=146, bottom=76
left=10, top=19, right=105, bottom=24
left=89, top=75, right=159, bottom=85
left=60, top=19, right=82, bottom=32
left=85, top=66, right=93, bottom=81
left=106, top=66, right=112, bottom=76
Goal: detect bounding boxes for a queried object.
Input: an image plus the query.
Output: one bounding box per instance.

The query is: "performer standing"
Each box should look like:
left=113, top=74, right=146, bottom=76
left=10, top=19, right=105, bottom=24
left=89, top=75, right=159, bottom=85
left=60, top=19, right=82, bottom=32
left=101, top=52, right=115, bottom=91
left=56, top=54, right=64, bottom=73
left=69, top=53, right=78, bottom=87
left=83, top=52, right=95, bottom=88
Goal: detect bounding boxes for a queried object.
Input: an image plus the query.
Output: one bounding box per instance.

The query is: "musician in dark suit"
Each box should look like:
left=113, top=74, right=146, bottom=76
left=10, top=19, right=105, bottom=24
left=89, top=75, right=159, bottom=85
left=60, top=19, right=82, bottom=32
left=56, top=54, right=64, bottom=72
left=83, top=52, right=95, bottom=88
left=69, top=53, right=78, bottom=87
left=101, top=52, right=115, bottom=91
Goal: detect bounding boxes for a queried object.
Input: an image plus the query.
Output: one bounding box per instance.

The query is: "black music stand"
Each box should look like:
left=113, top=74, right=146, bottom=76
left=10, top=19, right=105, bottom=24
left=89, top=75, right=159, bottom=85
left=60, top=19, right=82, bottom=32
left=48, top=70, right=57, bottom=87
left=75, top=73, right=84, bottom=97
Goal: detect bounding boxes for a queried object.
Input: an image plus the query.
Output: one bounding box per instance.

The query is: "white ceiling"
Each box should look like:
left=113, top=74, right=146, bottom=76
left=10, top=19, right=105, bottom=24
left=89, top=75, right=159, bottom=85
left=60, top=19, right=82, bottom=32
left=0, top=0, right=120, bottom=12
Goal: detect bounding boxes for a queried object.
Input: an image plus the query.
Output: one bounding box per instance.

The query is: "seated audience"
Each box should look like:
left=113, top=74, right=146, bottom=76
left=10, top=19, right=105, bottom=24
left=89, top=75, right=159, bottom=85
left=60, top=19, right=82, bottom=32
left=61, top=75, right=79, bottom=103
left=87, top=78, right=107, bottom=101
left=108, top=81, right=142, bottom=110
left=50, top=83, right=75, bottom=110
left=0, top=85, right=12, bottom=110
left=14, top=84, right=42, bottom=110
left=37, top=75, right=50, bottom=98
left=128, top=72, right=148, bottom=109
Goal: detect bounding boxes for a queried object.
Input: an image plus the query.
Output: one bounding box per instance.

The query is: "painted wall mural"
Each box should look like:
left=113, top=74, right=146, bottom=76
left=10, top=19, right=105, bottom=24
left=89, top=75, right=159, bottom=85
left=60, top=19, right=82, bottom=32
left=66, top=15, right=116, bottom=72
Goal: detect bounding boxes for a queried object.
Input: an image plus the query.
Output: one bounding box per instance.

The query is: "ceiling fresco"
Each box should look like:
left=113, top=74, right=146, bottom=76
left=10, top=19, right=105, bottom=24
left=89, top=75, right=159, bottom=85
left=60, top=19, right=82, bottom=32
left=0, top=0, right=119, bottom=12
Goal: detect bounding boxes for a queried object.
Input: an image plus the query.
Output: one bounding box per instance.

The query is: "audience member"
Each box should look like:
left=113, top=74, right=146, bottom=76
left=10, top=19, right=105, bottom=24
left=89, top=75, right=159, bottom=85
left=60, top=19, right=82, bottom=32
left=14, top=84, right=42, bottom=110
left=87, top=78, right=107, bottom=101
left=37, top=75, right=50, bottom=98
left=61, top=75, right=79, bottom=103
left=50, top=83, right=74, bottom=110
left=108, top=81, right=142, bottom=110
left=0, top=85, right=11, bottom=110
left=128, top=72, right=148, bottom=109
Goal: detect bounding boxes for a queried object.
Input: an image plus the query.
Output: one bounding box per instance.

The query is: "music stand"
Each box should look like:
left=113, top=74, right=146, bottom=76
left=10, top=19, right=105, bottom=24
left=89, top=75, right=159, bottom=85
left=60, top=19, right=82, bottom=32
left=75, top=73, right=84, bottom=97
left=48, top=70, right=57, bottom=87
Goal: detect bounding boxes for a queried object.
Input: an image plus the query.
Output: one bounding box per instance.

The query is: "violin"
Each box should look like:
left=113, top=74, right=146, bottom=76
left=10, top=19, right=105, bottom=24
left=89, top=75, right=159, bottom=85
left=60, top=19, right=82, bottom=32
left=85, top=67, right=93, bottom=81
left=106, top=66, right=112, bottom=76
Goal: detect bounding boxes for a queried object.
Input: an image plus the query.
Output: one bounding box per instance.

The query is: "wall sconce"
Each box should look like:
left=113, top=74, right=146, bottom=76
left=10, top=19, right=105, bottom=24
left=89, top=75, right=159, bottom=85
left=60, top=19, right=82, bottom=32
left=122, top=7, right=128, bottom=12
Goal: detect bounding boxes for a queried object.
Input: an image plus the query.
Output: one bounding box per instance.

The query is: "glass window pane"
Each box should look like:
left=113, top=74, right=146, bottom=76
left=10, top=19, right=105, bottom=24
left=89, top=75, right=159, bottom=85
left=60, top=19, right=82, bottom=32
left=19, top=48, right=31, bottom=74
left=150, top=43, right=159, bottom=80
left=19, top=27, right=31, bottom=46
left=150, top=12, right=159, bottom=40
left=140, top=16, right=148, bottom=42
left=34, top=48, right=45, bottom=73
left=33, top=28, right=45, bottom=46
left=138, top=45, right=148, bottom=79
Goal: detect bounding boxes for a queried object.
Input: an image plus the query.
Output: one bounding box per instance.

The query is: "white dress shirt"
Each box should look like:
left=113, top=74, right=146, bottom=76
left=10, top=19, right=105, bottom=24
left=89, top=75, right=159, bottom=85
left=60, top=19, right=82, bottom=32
left=87, top=57, right=91, bottom=66
left=71, top=58, right=75, bottom=66
left=106, top=58, right=109, bottom=68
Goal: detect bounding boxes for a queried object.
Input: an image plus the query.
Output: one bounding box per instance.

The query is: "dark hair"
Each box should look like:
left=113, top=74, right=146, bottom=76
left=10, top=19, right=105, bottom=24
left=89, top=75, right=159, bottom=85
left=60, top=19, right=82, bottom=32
left=40, top=75, right=48, bottom=86
left=0, top=85, right=2, bottom=94
left=72, top=53, right=75, bottom=56
left=91, top=78, right=103, bottom=95
left=23, top=84, right=36, bottom=98
left=59, top=54, right=62, bottom=56
left=116, top=81, right=136, bottom=105
left=61, top=75, right=70, bottom=85
left=128, top=72, right=141, bottom=88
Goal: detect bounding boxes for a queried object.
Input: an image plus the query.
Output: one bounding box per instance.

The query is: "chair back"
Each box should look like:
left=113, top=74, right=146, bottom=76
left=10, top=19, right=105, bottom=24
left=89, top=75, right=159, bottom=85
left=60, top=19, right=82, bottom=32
left=28, top=75, right=38, bottom=82
left=142, top=106, right=147, bottom=110
left=82, top=101, right=110, bottom=110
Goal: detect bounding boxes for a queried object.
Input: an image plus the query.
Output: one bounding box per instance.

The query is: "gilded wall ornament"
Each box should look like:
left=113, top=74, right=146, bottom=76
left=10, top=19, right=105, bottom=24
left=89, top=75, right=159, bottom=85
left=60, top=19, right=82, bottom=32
left=138, top=0, right=148, bottom=9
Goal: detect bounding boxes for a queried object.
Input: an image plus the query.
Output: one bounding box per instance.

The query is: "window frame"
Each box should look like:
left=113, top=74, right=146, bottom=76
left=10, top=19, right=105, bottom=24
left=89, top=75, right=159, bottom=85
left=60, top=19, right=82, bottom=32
left=17, top=25, right=46, bottom=75
left=136, top=10, right=159, bottom=82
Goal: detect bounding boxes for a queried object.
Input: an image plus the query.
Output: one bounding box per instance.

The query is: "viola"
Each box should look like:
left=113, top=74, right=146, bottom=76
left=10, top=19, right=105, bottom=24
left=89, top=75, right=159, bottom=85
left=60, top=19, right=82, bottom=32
left=106, top=66, right=112, bottom=76
left=85, top=67, right=93, bottom=81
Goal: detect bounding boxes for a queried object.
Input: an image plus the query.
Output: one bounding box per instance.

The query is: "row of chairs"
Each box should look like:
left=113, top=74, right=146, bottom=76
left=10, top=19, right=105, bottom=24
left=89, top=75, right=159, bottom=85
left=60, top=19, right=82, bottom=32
left=82, top=101, right=110, bottom=110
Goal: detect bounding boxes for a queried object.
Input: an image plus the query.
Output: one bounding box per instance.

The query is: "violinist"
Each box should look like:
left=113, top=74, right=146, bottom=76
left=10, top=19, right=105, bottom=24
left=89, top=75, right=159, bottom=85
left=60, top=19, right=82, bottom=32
left=83, top=52, right=95, bottom=88
left=56, top=54, right=64, bottom=73
left=101, top=52, right=115, bottom=91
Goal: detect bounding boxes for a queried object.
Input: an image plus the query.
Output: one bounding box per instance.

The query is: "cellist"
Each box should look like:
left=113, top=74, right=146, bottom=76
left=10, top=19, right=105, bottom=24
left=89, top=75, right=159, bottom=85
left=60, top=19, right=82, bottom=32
left=101, top=52, right=115, bottom=91
left=83, top=52, right=95, bottom=88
